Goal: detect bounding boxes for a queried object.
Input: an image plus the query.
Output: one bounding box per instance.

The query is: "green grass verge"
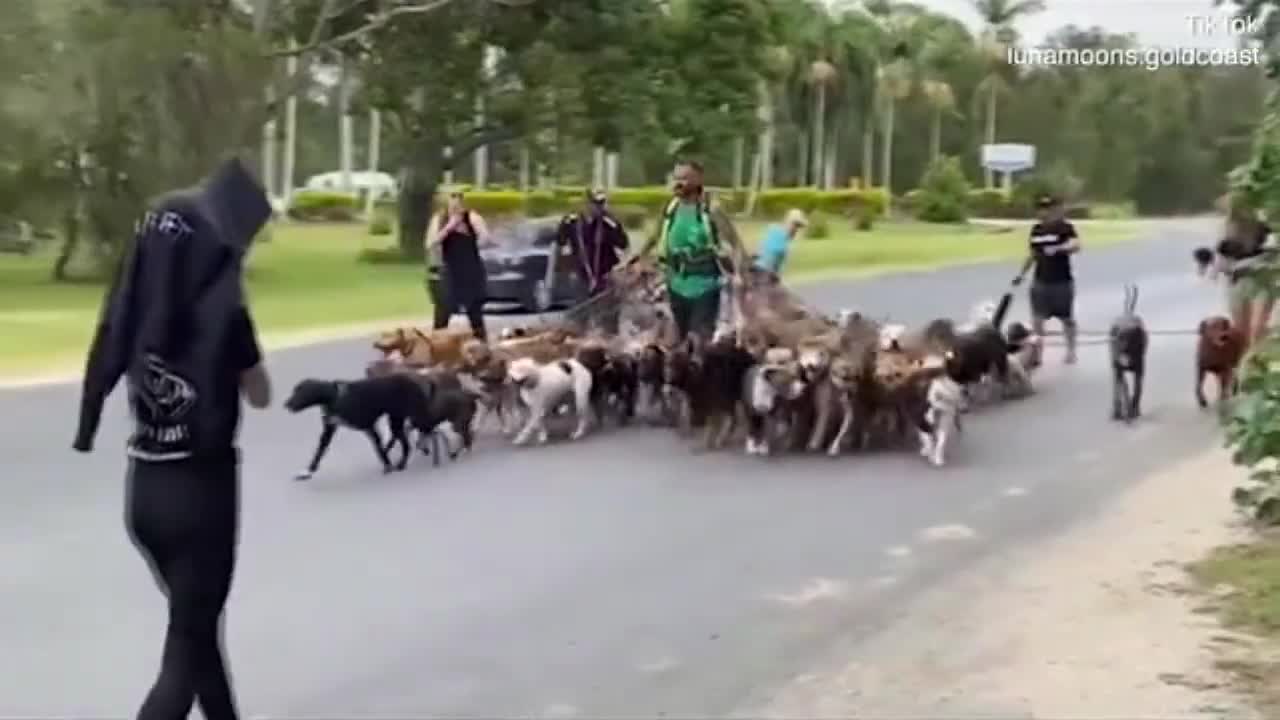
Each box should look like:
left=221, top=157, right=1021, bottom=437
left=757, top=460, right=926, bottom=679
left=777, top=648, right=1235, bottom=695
left=1189, top=533, right=1280, bottom=713
left=0, top=218, right=1143, bottom=379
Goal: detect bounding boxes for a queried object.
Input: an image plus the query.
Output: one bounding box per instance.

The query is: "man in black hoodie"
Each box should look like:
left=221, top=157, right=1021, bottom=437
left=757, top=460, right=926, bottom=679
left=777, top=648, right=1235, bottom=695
left=73, top=157, right=272, bottom=720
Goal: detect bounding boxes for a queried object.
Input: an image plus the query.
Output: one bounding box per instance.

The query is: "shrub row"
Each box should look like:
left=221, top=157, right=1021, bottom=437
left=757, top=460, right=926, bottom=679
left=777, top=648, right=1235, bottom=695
left=289, top=186, right=889, bottom=224
left=898, top=188, right=1094, bottom=220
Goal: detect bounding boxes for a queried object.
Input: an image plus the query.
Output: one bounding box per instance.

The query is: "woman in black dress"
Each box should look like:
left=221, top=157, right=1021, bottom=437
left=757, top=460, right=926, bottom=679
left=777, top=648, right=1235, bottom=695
left=427, top=191, right=491, bottom=340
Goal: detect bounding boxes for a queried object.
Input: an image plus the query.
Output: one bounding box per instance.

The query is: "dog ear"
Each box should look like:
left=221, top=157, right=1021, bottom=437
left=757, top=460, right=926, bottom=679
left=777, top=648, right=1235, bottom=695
left=1198, top=319, right=1209, bottom=335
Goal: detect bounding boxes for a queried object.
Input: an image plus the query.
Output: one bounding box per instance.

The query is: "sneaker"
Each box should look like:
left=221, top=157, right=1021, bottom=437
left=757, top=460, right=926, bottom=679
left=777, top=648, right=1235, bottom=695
left=1064, top=349, right=1077, bottom=365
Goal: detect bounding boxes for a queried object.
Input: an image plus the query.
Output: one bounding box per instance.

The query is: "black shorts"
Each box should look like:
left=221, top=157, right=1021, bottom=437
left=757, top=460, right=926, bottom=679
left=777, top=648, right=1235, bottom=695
left=1029, top=281, right=1075, bottom=321
left=669, top=288, right=721, bottom=340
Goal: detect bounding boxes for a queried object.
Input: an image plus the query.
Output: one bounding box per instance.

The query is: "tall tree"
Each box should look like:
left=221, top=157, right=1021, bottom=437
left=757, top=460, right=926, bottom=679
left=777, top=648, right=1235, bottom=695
left=971, top=0, right=1045, bottom=186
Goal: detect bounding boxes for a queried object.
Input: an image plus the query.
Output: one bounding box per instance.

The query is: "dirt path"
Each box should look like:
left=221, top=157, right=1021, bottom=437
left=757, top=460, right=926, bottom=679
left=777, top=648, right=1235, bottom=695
left=752, top=447, right=1257, bottom=719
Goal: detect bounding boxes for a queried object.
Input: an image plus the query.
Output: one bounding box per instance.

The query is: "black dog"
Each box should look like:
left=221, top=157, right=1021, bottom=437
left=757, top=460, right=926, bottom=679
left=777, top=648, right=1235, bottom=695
left=1108, top=284, right=1148, bottom=422
left=923, top=318, right=1010, bottom=404
left=285, top=374, right=430, bottom=480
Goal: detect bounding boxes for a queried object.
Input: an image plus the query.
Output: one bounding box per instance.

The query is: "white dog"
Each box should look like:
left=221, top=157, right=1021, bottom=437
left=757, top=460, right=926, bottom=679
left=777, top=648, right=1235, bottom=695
left=918, top=373, right=964, bottom=467
left=506, top=356, right=594, bottom=445
left=878, top=323, right=907, bottom=351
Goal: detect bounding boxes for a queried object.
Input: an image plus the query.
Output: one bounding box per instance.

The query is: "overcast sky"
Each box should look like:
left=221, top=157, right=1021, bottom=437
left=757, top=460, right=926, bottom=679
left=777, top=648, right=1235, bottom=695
left=907, top=0, right=1252, bottom=49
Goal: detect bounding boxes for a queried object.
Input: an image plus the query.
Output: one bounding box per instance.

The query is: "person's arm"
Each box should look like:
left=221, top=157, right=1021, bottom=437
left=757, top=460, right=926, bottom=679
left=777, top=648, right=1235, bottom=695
left=232, top=306, right=270, bottom=409
left=469, top=211, right=492, bottom=247
left=1057, top=223, right=1082, bottom=254
left=425, top=212, right=443, bottom=250
left=710, top=206, right=748, bottom=267
left=612, top=217, right=630, bottom=250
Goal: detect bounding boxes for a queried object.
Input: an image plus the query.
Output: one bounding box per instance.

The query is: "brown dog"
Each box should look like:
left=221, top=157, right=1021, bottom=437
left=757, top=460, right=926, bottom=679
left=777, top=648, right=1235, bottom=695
left=373, top=327, right=473, bottom=368
left=1196, top=315, right=1246, bottom=409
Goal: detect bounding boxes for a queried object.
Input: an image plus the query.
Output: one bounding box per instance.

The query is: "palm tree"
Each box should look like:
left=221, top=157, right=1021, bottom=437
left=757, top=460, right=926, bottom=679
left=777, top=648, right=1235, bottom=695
left=922, top=79, right=956, bottom=161
left=877, top=59, right=912, bottom=194
left=809, top=59, right=838, bottom=188
left=972, top=0, right=1046, bottom=186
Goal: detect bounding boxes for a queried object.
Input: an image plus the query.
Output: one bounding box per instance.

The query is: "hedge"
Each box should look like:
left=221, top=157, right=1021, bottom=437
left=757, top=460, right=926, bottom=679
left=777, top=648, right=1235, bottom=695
left=295, top=186, right=890, bottom=223
left=897, top=188, right=1093, bottom=221
left=288, top=190, right=360, bottom=221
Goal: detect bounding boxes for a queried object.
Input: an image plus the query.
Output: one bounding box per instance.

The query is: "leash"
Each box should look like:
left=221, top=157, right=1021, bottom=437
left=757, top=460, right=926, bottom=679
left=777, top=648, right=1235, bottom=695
left=1034, top=328, right=1202, bottom=347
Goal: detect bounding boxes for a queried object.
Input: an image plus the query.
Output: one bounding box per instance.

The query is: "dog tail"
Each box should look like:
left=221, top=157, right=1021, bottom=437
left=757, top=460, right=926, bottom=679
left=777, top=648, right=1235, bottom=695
left=1123, top=283, right=1138, bottom=315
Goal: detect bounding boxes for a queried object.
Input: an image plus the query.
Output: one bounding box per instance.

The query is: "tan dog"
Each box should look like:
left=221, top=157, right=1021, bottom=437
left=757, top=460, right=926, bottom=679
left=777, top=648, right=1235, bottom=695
left=373, top=326, right=473, bottom=368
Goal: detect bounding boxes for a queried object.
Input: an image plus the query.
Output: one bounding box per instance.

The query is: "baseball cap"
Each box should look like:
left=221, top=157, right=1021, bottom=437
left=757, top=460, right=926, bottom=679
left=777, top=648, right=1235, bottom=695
left=1035, top=195, right=1058, bottom=208
left=784, top=208, right=808, bottom=227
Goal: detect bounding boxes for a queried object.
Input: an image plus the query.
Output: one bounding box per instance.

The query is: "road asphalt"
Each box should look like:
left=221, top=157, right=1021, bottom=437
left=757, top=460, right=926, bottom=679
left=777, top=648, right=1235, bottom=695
left=0, top=218, right=1229, bottom=717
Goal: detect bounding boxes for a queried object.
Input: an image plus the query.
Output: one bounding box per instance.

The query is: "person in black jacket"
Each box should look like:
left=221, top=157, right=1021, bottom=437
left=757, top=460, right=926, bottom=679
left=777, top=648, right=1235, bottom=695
left=73, top=158, right=272, bottom=720
left=557, top=188, right=629, bottom=333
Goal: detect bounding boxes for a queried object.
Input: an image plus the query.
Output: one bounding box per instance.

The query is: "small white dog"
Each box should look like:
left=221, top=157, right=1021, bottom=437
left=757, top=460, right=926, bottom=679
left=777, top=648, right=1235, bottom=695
left=506, top=356, right=594, bottom=445
left=879, top=323, right=907, bottom=351
left=918, top=372, right=964, bottom=467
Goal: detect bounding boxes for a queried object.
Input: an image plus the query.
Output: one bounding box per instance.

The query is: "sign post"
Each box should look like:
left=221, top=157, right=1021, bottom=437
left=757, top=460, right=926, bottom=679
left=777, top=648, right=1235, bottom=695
left=980, top=144, right=1036, bottom=190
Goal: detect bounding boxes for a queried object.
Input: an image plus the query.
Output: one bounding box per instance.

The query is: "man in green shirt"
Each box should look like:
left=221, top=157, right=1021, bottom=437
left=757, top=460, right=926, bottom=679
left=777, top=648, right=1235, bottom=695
left=634, top=160, right=747, bottom=340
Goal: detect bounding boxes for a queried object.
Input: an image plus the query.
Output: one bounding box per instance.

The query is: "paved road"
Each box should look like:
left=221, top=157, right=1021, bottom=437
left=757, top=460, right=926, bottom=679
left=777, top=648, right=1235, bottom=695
left=1, top=219, right=1228, bottom=716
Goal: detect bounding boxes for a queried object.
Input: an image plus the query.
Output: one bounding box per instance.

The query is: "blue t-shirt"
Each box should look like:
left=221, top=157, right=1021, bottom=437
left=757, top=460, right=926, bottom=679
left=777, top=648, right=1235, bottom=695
left=755, top=224, right=789, bottom=273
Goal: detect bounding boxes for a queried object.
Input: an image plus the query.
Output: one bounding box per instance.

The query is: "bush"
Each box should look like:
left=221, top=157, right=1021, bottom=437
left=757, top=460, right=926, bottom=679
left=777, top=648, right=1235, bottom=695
left=854, top=204, right=877, bottom=231
left=806, top=213, right=831, bottom=239
left=614, top=205, right=650, bottom=230
left=368, top=213, right=393, bottom=236
left=439, top=190, right=526, bottom=216
left=966, top=188, right=1013, bottom=218
left=523, top=191, right=563, bottom=218
left=288, top=191, right=360, bottom=222
left=754, top=188, right=887, bottom=219
left=916, top=157, right=971, bottom=223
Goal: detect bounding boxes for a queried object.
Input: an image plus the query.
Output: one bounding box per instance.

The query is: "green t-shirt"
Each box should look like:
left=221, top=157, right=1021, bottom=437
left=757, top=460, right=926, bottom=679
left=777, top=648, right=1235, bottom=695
left=665, top=202, right=720, bottom=298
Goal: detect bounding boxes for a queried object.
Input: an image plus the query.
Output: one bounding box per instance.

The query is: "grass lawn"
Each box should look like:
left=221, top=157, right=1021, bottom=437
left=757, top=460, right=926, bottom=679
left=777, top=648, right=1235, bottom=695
left=1189, top=532, right=1280, bottom=714
left=0, top=217, right=1144, bottom=379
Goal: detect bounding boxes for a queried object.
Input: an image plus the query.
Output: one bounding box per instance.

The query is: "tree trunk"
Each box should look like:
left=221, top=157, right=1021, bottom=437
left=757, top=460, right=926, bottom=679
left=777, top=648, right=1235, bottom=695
left=812, top=84, right=826, bottom=188
left=605, top=151, right=620, bottom=189
left=474, top=97, right=488, bottom=187
left=338, top=57, right=353, bottom=192
left=930, top=110, right=941, bottom=162
left=861, top=124, right=874, bottom=188
left=519, top=144, right=531, bottom=192
left=984, top=84, right=997, bottom=188
left=364, top=109, right=381, bottom=217
left=746, top=150, right=762, bottom=216
left=281, top=43, right=299, bottom=212
left=397, top=153, right=443, bottom=260
left=881, top=96, right=895, bottom=197
left=757, top=79, right=774, bottom=189
left=591, top=146, right=605, bottom=187
left=823, top=132, right=837, bottom=189
left=261, top=84, right=277, bottom=200
left=798, top=131, right=810, bottom=187
left=732, top=137, right=745, bottom=189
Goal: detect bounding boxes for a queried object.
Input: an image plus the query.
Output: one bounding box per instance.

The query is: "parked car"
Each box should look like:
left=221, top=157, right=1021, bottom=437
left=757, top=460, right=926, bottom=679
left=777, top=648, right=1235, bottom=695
left=482, top=217, right=589, bottom=313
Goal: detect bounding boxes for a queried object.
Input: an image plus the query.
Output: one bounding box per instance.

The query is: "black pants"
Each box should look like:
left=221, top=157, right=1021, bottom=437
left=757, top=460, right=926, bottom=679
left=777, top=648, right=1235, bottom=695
left=669, top=287, right=721, bottom=341
left=126, top=457, right=240, bottom=720
left=428, top=271, right=486, bottom=340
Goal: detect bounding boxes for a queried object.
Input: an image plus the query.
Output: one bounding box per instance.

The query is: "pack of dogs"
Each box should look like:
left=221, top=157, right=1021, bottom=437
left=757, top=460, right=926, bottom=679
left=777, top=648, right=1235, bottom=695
left=283, top=253, right=1254, bottom=481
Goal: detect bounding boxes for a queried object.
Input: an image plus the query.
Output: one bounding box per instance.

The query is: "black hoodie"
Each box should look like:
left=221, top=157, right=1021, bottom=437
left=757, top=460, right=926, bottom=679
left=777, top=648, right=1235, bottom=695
left=73, top=158, right=271, bottom=461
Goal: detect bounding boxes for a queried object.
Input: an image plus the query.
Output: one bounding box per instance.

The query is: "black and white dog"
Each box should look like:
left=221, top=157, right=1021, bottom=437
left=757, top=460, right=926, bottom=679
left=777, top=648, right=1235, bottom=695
left=918, top=359, right=965, bottom=467
left=1109, top=284, right=1148, bottom=422
left=285, top=374, right=431, bottom=480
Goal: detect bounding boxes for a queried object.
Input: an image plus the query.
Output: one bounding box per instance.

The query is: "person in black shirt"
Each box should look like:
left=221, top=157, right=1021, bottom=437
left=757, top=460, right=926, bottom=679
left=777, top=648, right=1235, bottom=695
left=557, top=188, right=629, bottom=333
left=426, top=191, right=492, bottom=340
left=1016, top=195, right=1081, bottom=364
left=72, top=158, right=272, bottom=720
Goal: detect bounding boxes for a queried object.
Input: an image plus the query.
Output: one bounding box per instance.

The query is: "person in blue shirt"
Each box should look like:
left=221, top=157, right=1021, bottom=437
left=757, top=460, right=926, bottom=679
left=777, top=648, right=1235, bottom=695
left=754, top=209, right=807, bottom=278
